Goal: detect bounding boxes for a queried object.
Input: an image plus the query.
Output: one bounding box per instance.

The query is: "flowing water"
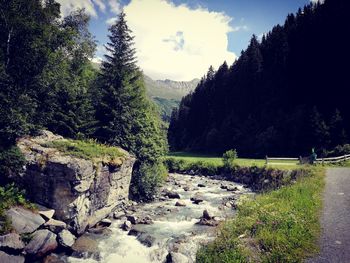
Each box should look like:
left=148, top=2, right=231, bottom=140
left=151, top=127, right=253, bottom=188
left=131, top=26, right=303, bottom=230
left=64, top=173, right=252, bottom=263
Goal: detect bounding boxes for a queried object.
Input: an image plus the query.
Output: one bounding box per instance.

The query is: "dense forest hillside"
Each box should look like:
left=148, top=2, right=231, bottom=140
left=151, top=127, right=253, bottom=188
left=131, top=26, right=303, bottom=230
left=168, top=0, right=350, bottom=158
left=144, top=75, right=199, bottom=121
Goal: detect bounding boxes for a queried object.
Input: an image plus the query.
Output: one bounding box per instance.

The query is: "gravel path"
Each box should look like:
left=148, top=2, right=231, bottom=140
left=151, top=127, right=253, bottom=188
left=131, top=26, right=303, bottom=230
left=308, top=168, right=350, bottom=263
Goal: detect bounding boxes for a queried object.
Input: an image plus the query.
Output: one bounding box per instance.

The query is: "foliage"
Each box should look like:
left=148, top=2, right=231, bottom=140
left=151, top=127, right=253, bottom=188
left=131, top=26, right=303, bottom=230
left=0, top=184, right=36, bottom=234
left=165, top=158, right=222, bottom=176
left=169, top=0, right=350, bottom=157
left=93, top=12, right=167, bottom=200
left=167, top=152, right=299, bottom=169
left=43, top=139, right=124, bottom=164
left=0, top=0, right=61, bottom=146
left=197, top=168, right=324, bottom=262
left=36, top=9, right=97, bottom=139
left=222, top=149, right=238, bottom=168
left=0, top=146, right=25, bottom=184
left=130, top=161, right=168, bottom=201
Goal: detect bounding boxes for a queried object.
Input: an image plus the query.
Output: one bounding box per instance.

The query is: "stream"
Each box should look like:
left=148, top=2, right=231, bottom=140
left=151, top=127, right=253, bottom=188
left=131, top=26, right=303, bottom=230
left=63, top=173, right=252, bottom=263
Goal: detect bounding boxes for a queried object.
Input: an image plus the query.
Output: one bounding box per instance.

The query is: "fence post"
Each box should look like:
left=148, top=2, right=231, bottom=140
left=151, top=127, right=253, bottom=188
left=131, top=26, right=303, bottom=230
left=322, top=158, right=324, bottom=166
left=265, top=155, right=268, bottom=165
left=299, top=156, right=302, bottom=165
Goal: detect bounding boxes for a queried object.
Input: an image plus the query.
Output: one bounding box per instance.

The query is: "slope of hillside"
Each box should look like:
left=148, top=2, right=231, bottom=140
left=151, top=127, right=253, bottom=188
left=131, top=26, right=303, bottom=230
left=144, top=75, right=199, bottom=122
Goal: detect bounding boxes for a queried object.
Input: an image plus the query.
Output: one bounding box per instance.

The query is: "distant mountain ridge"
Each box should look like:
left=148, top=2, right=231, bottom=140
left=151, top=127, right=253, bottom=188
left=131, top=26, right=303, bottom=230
left=144, top=75, right=199, bottom=122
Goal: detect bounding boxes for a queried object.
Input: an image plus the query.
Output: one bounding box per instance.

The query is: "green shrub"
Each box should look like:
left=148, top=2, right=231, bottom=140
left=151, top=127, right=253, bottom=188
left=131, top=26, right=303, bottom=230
left=0, top=146, right=25, bottom=184
left=222, top=149, right=238, bottom=168
left=130, top=161, right=168, bottom=201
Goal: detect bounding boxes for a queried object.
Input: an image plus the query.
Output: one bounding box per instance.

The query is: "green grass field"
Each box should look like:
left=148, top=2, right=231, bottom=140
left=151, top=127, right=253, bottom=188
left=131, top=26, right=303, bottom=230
left=168, top=152, right=300, bottom=169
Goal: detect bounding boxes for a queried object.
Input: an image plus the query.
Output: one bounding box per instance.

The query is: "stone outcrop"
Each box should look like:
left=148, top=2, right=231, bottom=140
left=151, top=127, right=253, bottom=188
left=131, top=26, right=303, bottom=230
left=13, top=131, right=135, bottom=234
left=5, top=207, right=45, bottom=234
left=0, top=251, right=25, bottom=263
left=24, top=230, right=58, bottom=257
left=0, top=233, right=25, bottom=252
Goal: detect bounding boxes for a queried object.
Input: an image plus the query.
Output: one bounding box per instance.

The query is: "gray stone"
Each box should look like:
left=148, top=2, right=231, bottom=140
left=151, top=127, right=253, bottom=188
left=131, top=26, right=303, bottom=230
left=202, top=209, right=212, bottom=220
left=166, top=252, right=190, bottom=263
left=43, top=253, right=65, bottom=263
left=36, top=204, right=55, bottom=220
left=44, top=218, right=67, bottom=233
left=0, top=233, right=25, bottom=251
left=98, top=218, right=112, bottom=227
left=121, top=220, right=132, bottom=231
left=14, top=131, right=136, bottom=234
left=5, top=207, right=45, bottom=234
left=87, top=226, right=112, bottom=236
left=126, top=215, right=138, bottom=224
left=227, top=186, right=238, bottom=192
left=113, top=211, right=125, bottom=219
left=175, top=200, right=186, bottom=207
left=0, top=251, right=25, bottom=263
left=58, top=229, right=76, bottom=248
left=136, top=233, right=156, bottom=247
left=138, top=215, right=153, bottom=225
left=71, top=235, right=100, bottom=260
left=190, top=195, right=204, bottom=204
left=164, top=190, right=181, bottom=199
left=24, top=229, right=58, bottom=257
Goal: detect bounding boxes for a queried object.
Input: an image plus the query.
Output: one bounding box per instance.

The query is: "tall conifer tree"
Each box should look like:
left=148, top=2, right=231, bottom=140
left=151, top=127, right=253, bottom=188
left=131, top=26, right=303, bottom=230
left=94, top=11, right=167, bottom=200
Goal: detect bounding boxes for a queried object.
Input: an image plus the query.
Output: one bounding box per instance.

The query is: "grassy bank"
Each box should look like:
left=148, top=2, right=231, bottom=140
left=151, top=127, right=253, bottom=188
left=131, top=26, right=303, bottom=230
left=168, top=152, right=299, bottom=169
left=43, top=139, right=125, bottom=165
left=197, top=167, right=324, bottom=263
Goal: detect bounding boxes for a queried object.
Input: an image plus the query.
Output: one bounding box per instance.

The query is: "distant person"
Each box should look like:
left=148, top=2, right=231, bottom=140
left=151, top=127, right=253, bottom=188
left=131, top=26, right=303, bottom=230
left=310, top=148, right=317, bottom=164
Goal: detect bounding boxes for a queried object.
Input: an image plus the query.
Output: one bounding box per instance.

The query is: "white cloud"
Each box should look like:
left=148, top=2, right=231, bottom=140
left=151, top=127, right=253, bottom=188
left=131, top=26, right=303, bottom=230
left=106, top=17, right=118, bottom=25
left=56, top=0, right=109, bottom=17
left=108, top=0, right=121, bottom=14
left=93, top=0, right=106, bottom=12
left=118, top=0, right=237, bottom=81
left=57, top=0, right=97, bottom=17
left=232, top=25, right=249, bottom=32
left=310, top=0, right=324, bottom=3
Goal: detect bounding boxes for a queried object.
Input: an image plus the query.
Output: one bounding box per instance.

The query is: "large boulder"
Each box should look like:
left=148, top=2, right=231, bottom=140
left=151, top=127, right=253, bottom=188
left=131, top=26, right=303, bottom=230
left=5, top=207, right=45, bottom=234
left=71, top=234, right=100, bottom=260
left=13, top=131, right=136, bottom=234
left=24, top=230, right=58, bottom=257
left=0, top=251, right=25, bottom=263
left=58, top=229, right=76, bottom=248
left=0, top=233, right=25, bottom=252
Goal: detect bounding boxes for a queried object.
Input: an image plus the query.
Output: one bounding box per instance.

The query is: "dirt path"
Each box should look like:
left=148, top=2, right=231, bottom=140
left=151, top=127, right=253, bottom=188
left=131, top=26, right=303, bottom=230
left=308, top=168, right=350, bottom=263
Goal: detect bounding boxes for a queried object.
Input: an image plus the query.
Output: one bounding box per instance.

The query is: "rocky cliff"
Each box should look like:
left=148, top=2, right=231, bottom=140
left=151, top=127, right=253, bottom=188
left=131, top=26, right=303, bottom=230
left=13, top=131, right=135, bottom=234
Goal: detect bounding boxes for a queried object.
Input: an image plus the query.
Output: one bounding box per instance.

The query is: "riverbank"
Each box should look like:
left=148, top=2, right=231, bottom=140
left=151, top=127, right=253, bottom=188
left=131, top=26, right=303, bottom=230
left=197, top=167, right=324, bottom=262
left=61, top=173, right=252, bottom=262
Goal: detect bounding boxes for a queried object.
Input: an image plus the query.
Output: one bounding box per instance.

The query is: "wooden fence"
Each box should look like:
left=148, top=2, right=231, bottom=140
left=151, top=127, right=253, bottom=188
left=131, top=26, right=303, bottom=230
left=265, top=154, right=350, bottom=165
left=316, top=154, right=350, bottom=164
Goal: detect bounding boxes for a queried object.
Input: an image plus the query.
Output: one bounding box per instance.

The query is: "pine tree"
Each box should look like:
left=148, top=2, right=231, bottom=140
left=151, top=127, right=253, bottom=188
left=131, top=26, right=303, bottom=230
left=37, top=9, right=97, bottom=139
left=0, top=0, right=60, bottom=146
left=94, top=12, right=167, bottom=200
left=330, top=109, right=347, bottom=147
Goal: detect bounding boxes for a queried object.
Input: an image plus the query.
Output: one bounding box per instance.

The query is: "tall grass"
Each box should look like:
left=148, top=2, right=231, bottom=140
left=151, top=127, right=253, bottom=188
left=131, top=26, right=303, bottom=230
left=197, top=167, right=324, bottom=263
left=43, top=139, right=125, bottom=165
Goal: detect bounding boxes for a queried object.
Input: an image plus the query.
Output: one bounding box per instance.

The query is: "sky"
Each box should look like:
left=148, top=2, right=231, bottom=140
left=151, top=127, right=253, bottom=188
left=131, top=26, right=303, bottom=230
left=57, top=0, right=320, bottom=81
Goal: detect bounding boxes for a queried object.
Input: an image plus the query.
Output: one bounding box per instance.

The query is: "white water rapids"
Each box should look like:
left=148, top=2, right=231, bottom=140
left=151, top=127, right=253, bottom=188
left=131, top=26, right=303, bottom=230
left=62, top=173, right=252, bottom=263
